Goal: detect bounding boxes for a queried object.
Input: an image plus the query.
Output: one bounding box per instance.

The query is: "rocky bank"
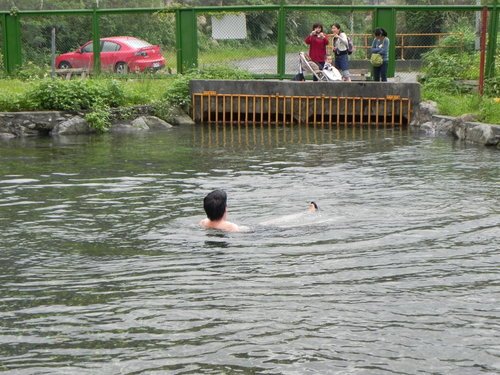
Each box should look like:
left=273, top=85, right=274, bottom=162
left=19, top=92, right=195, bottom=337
left=0, top=105, right=194, bottom=140
left=411, top=101, right=500, bottom=149
left=0, top=102, right=498, bottom=150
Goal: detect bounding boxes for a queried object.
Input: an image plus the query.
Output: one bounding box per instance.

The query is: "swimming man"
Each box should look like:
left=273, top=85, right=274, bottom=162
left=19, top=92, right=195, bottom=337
left=199, top=189, right=241, bottom=232
left=308, top=201, right=319, bottom=212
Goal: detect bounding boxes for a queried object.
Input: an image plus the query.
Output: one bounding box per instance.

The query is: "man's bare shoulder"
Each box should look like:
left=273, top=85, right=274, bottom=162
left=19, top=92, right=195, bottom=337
left=200, top=219, right=241, bottom=232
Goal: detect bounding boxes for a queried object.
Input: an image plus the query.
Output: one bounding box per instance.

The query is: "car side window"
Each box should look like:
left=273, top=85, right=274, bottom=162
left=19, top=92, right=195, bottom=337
left=81, top=42, right=93, bottom=53
left=102, top=42, right=121, bottom=52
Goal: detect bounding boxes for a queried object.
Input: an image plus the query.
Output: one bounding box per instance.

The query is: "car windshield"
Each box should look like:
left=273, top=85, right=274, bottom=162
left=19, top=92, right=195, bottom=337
left=123, top=39, right=152, bottom=49
left=81, top=43, right=93, bottom=53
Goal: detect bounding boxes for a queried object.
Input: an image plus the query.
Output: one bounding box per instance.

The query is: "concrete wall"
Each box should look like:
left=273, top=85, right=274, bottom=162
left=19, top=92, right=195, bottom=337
left=190, top=80, right=421, bottom=106
left=190, top=80, right=420, bottom=125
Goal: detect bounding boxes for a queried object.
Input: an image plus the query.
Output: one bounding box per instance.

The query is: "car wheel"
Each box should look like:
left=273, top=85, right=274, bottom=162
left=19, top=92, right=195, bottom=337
left=58, top=61, right=72, bottom=69
left=115, top=62, right=128, bottom=74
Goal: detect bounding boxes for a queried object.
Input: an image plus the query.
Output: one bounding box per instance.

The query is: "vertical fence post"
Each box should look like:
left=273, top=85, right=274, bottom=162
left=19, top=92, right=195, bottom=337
left=176, top=8, right=198, bottom=74
left=51, top=27, right=55, bottom=78
left=2, top=10, right=22, bottom=74
left=277, top=0, right=286, bottom=79
left=92, top=6, right=101, bottom=74
left=373, top=7, right=396, bottom=78
left=479, top=7, right=488, bottom=95
left=1, top=14, right=6, bottom=72
left=486, top=0, right=498, bottom=79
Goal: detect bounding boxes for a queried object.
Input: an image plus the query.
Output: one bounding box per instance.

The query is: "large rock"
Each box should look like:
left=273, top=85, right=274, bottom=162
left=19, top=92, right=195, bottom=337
left=418, top=121, right=436, bottom=136
left=413, top=113, right=499, bottom=148
left=0, top=111, right=69, bottom=136
left=461, top=123, right=499, bottom=146
left=51, top=116, right=95, bottom=135
left=166, top=107, right=195, bottom=126
left=0, top=132, right=16, bottom=140
left=138, top=115, right=173, bottom=130
left=411, top=100, right=438, bottom=126
left=433, top=115, right=455, bottom=135
left=110, top=119, right=149, bottom=133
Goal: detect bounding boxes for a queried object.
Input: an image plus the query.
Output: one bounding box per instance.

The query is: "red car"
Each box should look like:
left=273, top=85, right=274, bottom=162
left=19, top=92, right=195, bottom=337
left=55, top=36, right=166, bottom=73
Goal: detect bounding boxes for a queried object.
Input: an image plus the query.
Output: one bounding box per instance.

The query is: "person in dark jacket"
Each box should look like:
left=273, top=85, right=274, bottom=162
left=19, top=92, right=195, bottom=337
left=371, top=28, right=390, bottom=82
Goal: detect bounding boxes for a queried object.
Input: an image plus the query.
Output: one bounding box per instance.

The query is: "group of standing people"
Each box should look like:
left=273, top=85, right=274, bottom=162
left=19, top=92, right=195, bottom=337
left=304, top=23, right=390, bottom=82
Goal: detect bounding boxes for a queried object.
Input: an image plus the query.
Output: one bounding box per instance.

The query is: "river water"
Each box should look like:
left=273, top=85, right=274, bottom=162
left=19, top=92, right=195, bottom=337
left=0, top=125, right=498, bottom=374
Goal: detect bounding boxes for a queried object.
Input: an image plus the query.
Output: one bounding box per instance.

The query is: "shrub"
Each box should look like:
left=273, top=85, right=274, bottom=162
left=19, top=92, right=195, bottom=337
left=26, top=78, right=125, bottom=111
left=484, top=75, right=500, bottom=97
left=84, top=99, right=111, bottom=132
left=421, top=77, right=460, bottom=98
left=421, top=26, right=480, bottom=87
left=479, top=97, right=500, bottom=124
left=422, top=49, right=479, bottom=81
left=437, top=27, right=475, bottom=54
left=12, top=62, right=51, bottom=80
left=19, top=78, right=126, bottom=131
left=161, top=65, right=252, bottom=109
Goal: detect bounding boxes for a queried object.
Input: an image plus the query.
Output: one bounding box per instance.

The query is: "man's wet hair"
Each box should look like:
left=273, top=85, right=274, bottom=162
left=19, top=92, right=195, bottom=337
left=310, top=201, right=319, bottom=210
left=204, top=189, right=227, bottom=221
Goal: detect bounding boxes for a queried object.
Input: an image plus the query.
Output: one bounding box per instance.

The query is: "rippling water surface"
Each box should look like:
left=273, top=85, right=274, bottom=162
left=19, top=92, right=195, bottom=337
left=0, top=125, right=498, bottom=374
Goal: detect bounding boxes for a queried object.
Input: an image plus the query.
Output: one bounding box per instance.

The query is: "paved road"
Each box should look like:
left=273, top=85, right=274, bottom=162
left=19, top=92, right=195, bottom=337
left=232, top=53, right=300, bottom=74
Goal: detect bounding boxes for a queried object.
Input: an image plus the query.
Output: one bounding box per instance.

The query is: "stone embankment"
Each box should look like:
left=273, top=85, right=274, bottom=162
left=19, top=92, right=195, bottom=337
left=0, top=106, right=194, bottom=139
left=0, top=101, right=498, bottom=150
left=411, top=101, right=500, bottom=149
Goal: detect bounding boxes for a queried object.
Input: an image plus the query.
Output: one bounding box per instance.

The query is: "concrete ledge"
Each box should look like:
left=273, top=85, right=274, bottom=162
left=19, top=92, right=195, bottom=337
left=190, top=80, right=421, bottom=107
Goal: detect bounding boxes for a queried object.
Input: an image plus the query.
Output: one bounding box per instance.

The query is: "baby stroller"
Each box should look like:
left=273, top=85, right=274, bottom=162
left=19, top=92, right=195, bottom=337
left=296, top=52, right=342, bottom=82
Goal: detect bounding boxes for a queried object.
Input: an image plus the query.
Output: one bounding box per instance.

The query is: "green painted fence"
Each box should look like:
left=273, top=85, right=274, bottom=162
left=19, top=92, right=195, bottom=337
left=0, top=3, right=498, bottom=80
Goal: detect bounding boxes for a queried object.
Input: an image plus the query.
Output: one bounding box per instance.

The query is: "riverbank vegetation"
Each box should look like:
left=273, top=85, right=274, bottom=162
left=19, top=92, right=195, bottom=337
left=0, top=27, right=498, bottom=128
left=0, top=0, right=498, bottom=126
left=0, top=66, right=252, bottom=131
left=418, top=26, right=500, bottom=124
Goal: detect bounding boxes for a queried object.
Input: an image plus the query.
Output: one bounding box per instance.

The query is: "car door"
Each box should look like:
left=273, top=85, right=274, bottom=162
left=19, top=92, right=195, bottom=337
left=75, top=41, right=94, bottom=70
left=100, top=41, right=121, bottom=71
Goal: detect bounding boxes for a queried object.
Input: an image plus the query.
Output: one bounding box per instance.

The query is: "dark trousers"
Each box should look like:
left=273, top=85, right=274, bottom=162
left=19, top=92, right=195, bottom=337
left=373, top=61, right=388, bottom=82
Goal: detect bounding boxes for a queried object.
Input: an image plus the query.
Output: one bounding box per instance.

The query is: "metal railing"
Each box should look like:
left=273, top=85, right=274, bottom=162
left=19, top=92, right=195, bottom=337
left=348, top=32, right=464, bottom=60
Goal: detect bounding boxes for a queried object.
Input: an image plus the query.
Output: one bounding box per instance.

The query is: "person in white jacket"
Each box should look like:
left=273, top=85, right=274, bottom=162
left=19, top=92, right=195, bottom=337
left=330, top=23, right=351, bottom=82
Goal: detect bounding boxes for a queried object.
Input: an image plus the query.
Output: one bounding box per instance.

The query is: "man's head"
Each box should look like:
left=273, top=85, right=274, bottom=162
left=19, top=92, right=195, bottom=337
left=203, top=189, right=227, bottom=221
left=308, top=201, right=319, bottom=212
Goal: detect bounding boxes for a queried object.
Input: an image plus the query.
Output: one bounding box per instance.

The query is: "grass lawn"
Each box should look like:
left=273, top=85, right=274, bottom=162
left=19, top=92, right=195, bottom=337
left=119, top=75, right=174, bottom=104
left=0, top=79, right=34, bottom=95
left=199, top=45, right=279, bottom=64
left=0, top=76, right=174, bottom=111
left=423, top=89, right=500, bottom=125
